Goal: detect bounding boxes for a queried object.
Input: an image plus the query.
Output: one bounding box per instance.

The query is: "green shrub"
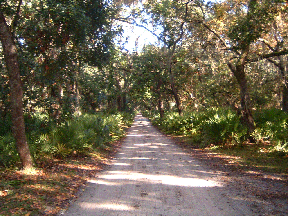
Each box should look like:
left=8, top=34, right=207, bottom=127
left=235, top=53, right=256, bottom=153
left=198, top=108, right=246, bottom=146
left=254, top=108, right=288, bottom=146
left=39, top=112, right=135, bottom=159
left=149, top=108, right=288, bottom=152
left=150, top=108, right=246, bottom=147
left=0, top=116, right=11, bottom=136
left=0, top=135, right=19, bottom=167
left=120, top=111, right=135, bottom=127
left=43, top=115, right=107, bottom=158
left=0, top=111, right=135, bottom=166
left=24, top=113, right=52, bottom=134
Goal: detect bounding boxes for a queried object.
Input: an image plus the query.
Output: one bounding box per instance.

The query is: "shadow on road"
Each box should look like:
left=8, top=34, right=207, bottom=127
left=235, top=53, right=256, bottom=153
left=62, top=114, right=258, bottom=216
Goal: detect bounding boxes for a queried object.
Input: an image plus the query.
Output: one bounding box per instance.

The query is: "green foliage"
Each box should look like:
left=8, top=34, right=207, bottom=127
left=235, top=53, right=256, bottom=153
left=228, top=0, right=278, bottom=50
left=39, top=112, right=131, bottom=158
left=119, top=111, right=135, bottom=127
left=24, top=113, right=52, bottom=135
left=1, top=0, right=287, bottom=171
left=0, top=135, right=19, bottom=167
left=151, top=108, right=247, bottom=148
left=254, top=109, right=288, bottom=148
left=0, top=112, right=134, bottom=167
left=152, top=112, right=193, bottom=134
left=149, top=107, right=288, bottom=157
left=214, top=142, right=288, bottom=173
left=0, top=115, right=11, bottom=136
left=197, top=108, right=247, bottom=146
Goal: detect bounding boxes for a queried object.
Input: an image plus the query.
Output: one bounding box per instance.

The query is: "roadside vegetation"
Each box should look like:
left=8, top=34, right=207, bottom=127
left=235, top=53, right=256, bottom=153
left=143, top=108, right=288, bottom=174
left=0, top=111, right=135, bottom=215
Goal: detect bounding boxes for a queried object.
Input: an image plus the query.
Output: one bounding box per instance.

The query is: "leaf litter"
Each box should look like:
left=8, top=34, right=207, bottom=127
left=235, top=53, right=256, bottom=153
left=0, top=140, right=122, bottom=216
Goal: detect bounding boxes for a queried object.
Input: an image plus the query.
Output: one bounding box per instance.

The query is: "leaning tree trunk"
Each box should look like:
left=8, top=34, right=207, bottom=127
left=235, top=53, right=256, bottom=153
left=158, top=97, right=164, bottom=119
left=155, top=77, right=164, bottom=119
left=168, top=65, right=182, bottom=115
left=171, top=80, right=182, bottom=115
left=237, top=65, right=255, bottom=136
left=282, top=80, right=288, bottom=113
left=279, top=57, right=288, bottom=112
left=0, top=12, right=33, bottom=169
left=266, top=55, right=288, bottom=112
left=122, top=93, right=127, bottom=111
left=228, top=55, right=255, bottom=137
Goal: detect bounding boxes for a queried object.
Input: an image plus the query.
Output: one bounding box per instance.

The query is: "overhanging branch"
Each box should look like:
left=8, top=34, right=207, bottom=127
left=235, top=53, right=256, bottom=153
left=11, top=0, right=23, bottom=32
left=248, top=49, right=288, bottom=62
left=116, top=17, right=163, bottom=43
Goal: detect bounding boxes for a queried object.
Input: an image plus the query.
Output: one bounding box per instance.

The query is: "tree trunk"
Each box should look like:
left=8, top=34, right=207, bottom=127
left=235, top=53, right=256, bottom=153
left=107, top=95, right=113, bottom=110
left=74, top=78, right=81, bottom=116
left=122, top=93, right=127, bottom=111
left=282, top=84, right=288, bottom=112
left=115, top=78, right=123, bottom=111
left=167, top=46, right=182, bottom=115
left=171, top=81, right=182, bottom=115
left=237, top=67, right=255, bottom=136
left=266, top=56, right=288, bottom=112
left=168, top=62, right=182, bottom=115
left=117, top=95, right=122, bottom=111
left=279, top=57, right=288, bottom=112
left=156, top=77, right=164, bottom=118
left=158, top=98, right=164, bottom=119
left=74, top=62, right=82, bottom=116
left=228, top=56, right=255, bottom=136
left=0, top=12, right=33, bottom=169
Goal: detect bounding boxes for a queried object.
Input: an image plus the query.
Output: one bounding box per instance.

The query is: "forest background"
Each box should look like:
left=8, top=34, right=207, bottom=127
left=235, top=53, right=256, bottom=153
left=0, top=0, right=288, bottom=214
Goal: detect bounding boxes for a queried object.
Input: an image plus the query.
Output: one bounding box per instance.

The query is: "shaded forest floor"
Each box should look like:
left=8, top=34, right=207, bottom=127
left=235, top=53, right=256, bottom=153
left=0, top=140, right=123, bottom=216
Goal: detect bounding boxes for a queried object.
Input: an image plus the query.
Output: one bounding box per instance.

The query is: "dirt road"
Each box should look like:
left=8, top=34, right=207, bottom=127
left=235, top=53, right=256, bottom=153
left=62, top=114, right=256, bottom=215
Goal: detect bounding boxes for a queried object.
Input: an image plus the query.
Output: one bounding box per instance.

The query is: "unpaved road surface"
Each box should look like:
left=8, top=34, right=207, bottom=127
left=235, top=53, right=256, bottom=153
left=62, top=114, right=269, bottom=215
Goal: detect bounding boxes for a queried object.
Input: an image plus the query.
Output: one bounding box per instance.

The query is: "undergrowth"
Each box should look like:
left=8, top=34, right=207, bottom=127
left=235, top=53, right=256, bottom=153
left=0, top=111, right=135, bottom=215
left=144, top=108, right=288, bottom=173
left=0, top=111, right=135, bottom=168
left=148, top=108, right=247, bottom=148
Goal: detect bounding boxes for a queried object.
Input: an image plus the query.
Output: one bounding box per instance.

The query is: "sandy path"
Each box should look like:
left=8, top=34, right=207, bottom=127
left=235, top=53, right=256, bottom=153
left=62, top=114, right=254, bottom=216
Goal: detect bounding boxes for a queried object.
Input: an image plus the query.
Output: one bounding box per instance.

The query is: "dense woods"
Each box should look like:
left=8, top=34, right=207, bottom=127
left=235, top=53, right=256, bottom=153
left=0, top=0, right=287, bottom=169
left=132, top=0, right=288, bottom=151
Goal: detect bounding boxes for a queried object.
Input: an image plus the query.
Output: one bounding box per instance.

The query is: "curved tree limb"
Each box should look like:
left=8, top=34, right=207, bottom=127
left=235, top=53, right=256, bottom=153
left=11, top=0, right=23, bottom=34
left=248, top=49, right=288, bottom=62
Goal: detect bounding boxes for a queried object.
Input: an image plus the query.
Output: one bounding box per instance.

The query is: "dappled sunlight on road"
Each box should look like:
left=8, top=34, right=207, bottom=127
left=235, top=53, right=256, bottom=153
left=126, top=134, right=145, bottom=137
left=87, top=179, right=121, bottom=186
left=97, top=171, right=221, bottom=187
left=134, top=143, right=152, bottom=146
left=114, top=163, right=131, bottom=166
left=126, top=134, right=161, bottom=137
left=79, top=202, right=133, bottom=211
left=125, top=157, right=151, bottom=160
left=63, top=114, right=254, bottom=216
